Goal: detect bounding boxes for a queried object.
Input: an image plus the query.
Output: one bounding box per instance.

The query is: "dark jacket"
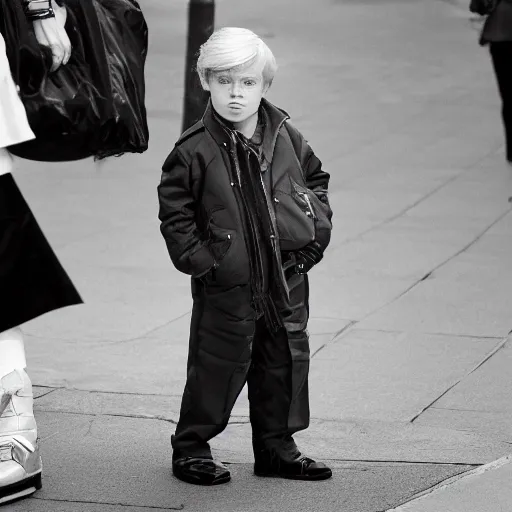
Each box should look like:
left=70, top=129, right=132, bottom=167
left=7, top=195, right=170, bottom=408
left=157, top=99, right=332, bottom=296
left=480, top=0, right=512, bottom=45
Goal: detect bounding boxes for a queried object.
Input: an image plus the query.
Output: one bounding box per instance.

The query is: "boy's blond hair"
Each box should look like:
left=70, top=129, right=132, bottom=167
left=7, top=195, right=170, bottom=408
left=197, top=27, right=278, bottom=90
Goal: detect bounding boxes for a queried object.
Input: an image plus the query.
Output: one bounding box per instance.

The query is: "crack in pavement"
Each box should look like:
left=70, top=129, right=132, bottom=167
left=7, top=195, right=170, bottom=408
left=409, top=333, right=511, bottom=423
left=33, top=387, right=62, bottom=399
left=224, top=458, right=480, bottom=467
left=353, top=328, right=503, bottom=340
left=32, top=496, right=184, bottom=510
left=84, top=417, right=95, bottom=438
left=311, top=320, right=357, bottom=359
left=26, top=310, right=191, bottom=345
left=33, top=386, right=182, bottom=398
left=430, top=406, right=509, bottom=413
left=108, top=310, right=192, bottom=345
left=35, top=409, right=178, bottom=424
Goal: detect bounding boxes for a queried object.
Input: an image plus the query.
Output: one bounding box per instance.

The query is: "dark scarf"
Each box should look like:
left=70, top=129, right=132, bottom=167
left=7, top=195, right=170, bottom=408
left=213, top=108, right=282, bottom=332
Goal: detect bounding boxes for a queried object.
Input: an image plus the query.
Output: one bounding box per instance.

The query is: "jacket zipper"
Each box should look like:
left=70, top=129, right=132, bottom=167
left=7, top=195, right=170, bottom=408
left=300, top=191, right=316, bottom=220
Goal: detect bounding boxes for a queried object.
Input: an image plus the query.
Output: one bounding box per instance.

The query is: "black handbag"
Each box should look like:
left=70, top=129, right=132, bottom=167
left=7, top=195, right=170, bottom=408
left=0, top=0, right=149, bottom=161
left=470, top=0, right=498, bottom=16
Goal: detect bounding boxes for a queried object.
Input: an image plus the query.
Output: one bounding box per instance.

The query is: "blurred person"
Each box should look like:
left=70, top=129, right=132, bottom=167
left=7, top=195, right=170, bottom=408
left=0, top=1, right=81, bottom=504
left=1, top=0, right=148, bottom=503
left=158, top=27, right=333, bottom=486
left=477, top=0, right=512, bottom=162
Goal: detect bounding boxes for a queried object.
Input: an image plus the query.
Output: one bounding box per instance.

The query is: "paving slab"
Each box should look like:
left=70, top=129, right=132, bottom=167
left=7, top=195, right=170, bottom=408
left=323, top=225, right=472, bottom=281
left=24, top=314, right=192, bottom=394
left=357, top=276, right=512, bottom=338
left=417, top=408, right=512, bottom=444
left=22, top=266, right=190, bottom=343
left=389, top=456, right=512, bottom=512
left=34, top=388, right=181, bottom=423
left=415, top=340, right=512, bottom=440
left=309, top=329, right=500, bottom=422
left=357, top=210, right=512, bottom=337
left=432, top=233, right=512, bottom=283
left=308, top=271, right=413, bottom=321
left=400, top=176, right=512, bottom=228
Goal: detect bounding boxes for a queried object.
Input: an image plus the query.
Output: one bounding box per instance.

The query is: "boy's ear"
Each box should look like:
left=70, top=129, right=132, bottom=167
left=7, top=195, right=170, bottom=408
left=262, top=83, right=270, bottom=96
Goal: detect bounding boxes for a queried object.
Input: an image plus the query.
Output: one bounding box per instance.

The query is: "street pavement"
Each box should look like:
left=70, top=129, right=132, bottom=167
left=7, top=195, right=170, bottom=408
left=5, top=0, right=512, bottom=510
left=389, top=455, right=512, bottom=512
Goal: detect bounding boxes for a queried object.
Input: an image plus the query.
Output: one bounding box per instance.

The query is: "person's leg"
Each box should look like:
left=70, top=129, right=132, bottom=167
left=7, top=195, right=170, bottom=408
left=171, top=280, right=255, bottom=485
left=0, top=171, right=81, bottom=502
left=0, top=327, right=42, bottom=505
left=248, top=320, right=295, bottom=446
left=490, top=42, right=512, bottom=162
left=248, top=270, right=331, bottom=480
left=249, top=270, right=310, bottom=447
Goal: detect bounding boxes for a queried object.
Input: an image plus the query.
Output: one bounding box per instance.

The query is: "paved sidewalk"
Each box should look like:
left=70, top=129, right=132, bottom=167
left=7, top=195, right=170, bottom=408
left=389, top=455, right=512, bottom=512
left=5, top=0, right=512, bottom=510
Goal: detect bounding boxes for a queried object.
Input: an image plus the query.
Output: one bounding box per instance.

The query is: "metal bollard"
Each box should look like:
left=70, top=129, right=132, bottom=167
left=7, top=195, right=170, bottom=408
left=181, top=0, right=215, bottom=133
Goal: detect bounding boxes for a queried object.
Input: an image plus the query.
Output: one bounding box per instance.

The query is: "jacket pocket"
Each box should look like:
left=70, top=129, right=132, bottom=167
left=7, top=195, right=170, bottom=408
left=274, top=176, right=316, bottom=251
left=207, top=224, right=234, bottom=265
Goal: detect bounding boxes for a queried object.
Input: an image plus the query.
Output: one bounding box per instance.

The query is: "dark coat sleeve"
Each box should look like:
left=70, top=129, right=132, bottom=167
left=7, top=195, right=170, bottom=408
left=157, top=146, right=215, bottom=277
left=480, top=0, right=512, bottom=45
left=285, top=122, right=333, bottom=252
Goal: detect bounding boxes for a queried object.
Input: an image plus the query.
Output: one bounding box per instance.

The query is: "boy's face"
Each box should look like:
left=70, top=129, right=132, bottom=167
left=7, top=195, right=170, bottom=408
left=207, top=59, right=269, bottom=127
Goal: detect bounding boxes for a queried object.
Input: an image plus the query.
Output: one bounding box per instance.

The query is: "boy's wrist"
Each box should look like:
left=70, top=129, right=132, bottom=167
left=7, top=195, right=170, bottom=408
left=196, top=264, right=215, bottom=279
left=194, top=250, right=218, bottom=279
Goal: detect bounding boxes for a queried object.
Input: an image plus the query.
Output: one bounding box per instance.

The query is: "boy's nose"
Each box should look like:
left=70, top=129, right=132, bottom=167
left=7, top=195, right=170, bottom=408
left=230, top=83, right=242, bottom=97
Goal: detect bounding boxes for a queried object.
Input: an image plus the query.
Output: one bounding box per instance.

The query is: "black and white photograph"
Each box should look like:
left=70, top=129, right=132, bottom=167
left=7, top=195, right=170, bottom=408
left=1, top=0, right=511, bottom=510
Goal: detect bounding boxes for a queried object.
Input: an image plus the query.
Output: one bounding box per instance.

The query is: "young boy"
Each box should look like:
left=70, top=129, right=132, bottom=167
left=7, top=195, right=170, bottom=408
left=158, top=27, right=333, bottom=486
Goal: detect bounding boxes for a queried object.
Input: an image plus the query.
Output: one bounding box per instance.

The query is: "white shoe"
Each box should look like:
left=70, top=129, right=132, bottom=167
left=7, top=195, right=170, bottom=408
left=0, top=369, right=42, bottom=505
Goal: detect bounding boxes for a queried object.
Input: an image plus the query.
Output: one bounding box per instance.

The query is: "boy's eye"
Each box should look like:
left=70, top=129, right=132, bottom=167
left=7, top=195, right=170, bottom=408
left=244, top=80, right=256, bottom=86
left=217, top=77, right=230, bottom=84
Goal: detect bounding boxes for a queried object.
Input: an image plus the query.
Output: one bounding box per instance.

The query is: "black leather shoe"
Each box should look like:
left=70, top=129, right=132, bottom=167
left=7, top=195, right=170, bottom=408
left=254, top=449, right=332, bottom=481
left=172, top=457, right=231, bottom=486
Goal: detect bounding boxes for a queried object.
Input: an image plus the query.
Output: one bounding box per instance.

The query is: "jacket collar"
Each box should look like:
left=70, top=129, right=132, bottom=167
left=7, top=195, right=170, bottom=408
left=202, top=98, right=290, bottom=162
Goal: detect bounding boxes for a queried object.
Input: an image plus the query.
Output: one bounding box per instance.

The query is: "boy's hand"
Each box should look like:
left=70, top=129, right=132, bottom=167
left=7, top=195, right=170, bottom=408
left=294, top=241, right=323, bottom=275
left=197, top=261, right=219, bottom=284
left=32, top=2, right=71, bottom=72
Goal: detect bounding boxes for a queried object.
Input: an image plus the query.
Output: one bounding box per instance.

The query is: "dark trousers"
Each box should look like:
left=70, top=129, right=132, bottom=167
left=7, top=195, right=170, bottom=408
left=490, top=42, right=512, bottom=161
left=171, top=273, right=310, bottom=460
